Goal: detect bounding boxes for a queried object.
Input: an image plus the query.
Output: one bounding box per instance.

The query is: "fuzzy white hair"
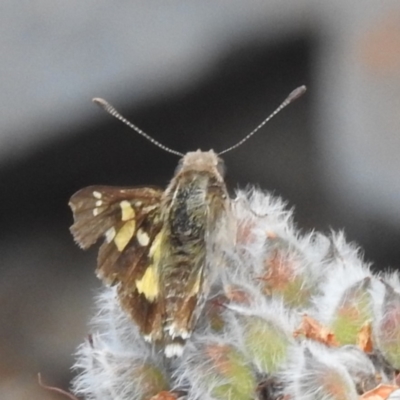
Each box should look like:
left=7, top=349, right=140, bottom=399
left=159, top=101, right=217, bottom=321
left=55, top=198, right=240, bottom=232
left=172, top=333, right=255, bottom=400
left=69, top=188, right=400, bottom=400
left=72, top=286, right=168, bottom=400
left=281, top=341, right=359, bottom=400
left=223, top=298, right=298, bottom=374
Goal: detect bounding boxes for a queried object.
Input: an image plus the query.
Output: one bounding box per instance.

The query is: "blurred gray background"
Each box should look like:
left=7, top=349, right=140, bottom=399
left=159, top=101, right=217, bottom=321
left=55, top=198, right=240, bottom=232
left=1, top=1, right=400, bottom=399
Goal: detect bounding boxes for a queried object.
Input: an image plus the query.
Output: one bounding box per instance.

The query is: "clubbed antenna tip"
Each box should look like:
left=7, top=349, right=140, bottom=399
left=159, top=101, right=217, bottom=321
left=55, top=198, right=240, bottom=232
left=286, top=85, right=307, bottom=104
left=92, top=97, right=108, bottom=108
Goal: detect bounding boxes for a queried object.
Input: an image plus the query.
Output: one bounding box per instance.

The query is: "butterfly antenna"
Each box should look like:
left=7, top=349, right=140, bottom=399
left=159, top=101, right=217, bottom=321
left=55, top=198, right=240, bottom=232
left=92, top=97, right=184, bottom=157
left=218, top=85, right=307, bottom=156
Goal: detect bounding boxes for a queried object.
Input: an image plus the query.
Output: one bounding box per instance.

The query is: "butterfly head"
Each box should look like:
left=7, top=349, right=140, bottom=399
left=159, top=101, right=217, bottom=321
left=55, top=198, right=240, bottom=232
left=174, top=149, right=226, bottom=180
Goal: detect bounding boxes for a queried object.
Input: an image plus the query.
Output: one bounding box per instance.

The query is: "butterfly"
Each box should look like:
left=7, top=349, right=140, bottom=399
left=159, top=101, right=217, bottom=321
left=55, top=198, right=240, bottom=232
left=69, top=86, right=306, bottom=357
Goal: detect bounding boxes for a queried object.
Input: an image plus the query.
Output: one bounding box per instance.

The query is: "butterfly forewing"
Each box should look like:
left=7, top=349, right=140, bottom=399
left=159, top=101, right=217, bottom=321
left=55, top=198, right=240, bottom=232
left=69, top=184, right=163, bottom=296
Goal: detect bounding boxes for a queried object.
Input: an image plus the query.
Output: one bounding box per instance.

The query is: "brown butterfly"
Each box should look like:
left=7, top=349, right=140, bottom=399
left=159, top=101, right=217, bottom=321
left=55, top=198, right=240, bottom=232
left=69, top=86, right=306, bottom=357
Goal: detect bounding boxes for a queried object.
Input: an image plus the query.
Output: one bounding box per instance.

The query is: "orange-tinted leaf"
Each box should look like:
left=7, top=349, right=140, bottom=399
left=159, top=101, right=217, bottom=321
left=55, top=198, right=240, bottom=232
left=294, top=315, right=339, bottom=346
left=259, top=248, right=297, bottom=294
left=149, top=391, right=177, bottom=400
left=357, top=321, right=374, bottom=353
left=205, top=344, right=231, bottom=375
left=359, top=384, right=398, bottom=400
left=236, top=220, right=257, bottom=245
left=266, top=231, right=278, bottom=239
left=225, top=285, right=253, bottom=305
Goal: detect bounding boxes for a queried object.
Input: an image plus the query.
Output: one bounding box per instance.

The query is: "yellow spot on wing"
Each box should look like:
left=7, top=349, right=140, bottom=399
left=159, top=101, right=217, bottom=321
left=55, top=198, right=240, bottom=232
left=93, top=191, right=102, bottom=199
left=149, top=232, right=163, bottom=262
left=114, top=220, right=136, bottom=251
left=136, top=265, right=159, bottom=301
left=120, top=200, right=135, bottom=221
left=190, top=272, right=202, bottom=296
left=134, top=231, right=163, bottom=300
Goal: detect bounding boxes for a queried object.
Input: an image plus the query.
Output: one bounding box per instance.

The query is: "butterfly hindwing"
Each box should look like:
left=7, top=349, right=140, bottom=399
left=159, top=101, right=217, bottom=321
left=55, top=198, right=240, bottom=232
left=69, top=185, right=164, bottom=335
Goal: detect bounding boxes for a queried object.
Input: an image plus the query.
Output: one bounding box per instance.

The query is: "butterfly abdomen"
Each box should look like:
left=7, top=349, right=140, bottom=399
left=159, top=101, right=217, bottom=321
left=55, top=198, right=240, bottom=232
left=158, top=173, right=213, bottom=356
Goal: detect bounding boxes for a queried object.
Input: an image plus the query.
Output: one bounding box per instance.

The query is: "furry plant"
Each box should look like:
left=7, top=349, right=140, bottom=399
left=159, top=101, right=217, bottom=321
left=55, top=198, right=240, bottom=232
left=71, top=188, right=400, bottom=400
